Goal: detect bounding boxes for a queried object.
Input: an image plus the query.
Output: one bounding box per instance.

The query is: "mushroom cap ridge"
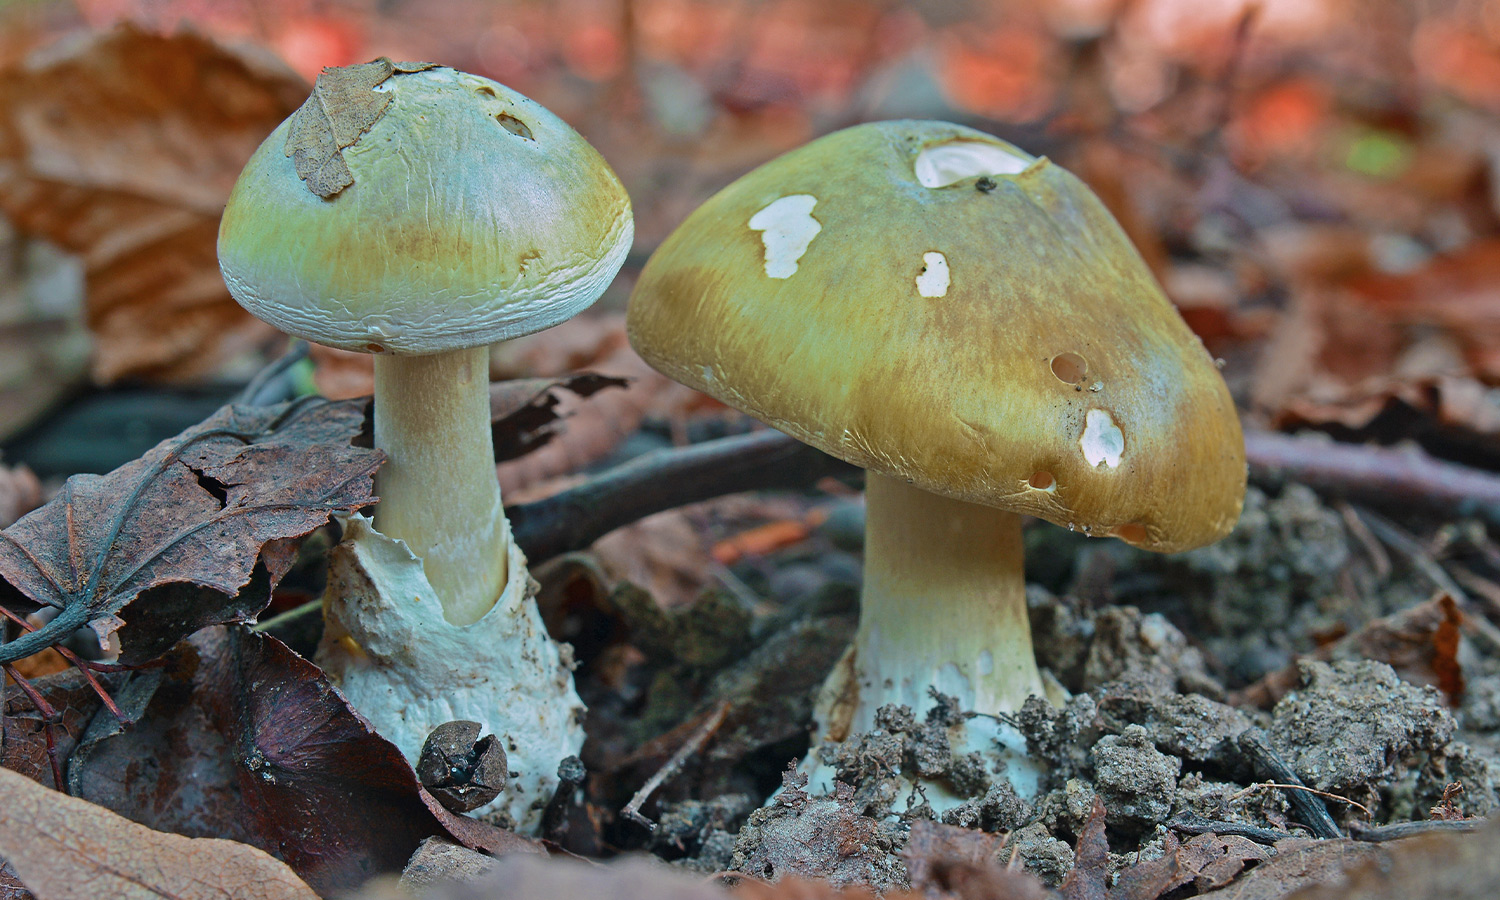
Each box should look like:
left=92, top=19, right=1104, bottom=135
left=218, top=66, right=633, bottom=354
left=627, top=120, right=1245, bottom=553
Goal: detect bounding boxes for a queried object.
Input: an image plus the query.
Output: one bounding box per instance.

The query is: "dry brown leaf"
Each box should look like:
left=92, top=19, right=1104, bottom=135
left=284, top=59, right=435, bottom=198
left=308, top=343, right=375, bottom=399
left=0, top=765, right=319, bottom=900
left=494, top=312, right=719, bottom=497
left=1283, top=817, right=1500, bottom=900
left=0, top=861, right=29, bottom=900
left=592, top=508, right=716, bottom=610
left=1196, top=839, right=1383, bottom=900
left=0, top=670, right=101, bottom=785
left=900, top=821, right=1050, bottom=900
left=732, top=877, right=908, bottom=899
left=1233, top=592, right=1469, bottom=709
left=0, top=25, right=308, bottom=382
left=0, top=399, right=381, bottom=667
left=1060, top=796, right=1109, bottom=900
left=0, top=464, right=40, bottom=529
left=397, top=854, right=725, bottom=899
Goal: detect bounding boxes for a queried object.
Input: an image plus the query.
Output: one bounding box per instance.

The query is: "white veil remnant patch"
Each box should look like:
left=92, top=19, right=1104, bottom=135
left=916, top=251, right=950, bottom=297
left=1081, top=408, right=1125, bottom=469
left=915, top=141, right=1031, bottom=188
left=749, top=195, right=821, bottom=279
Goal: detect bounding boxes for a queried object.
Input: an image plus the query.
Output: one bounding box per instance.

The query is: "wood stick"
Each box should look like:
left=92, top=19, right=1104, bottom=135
left=508, top=428, right=1500, bottom=563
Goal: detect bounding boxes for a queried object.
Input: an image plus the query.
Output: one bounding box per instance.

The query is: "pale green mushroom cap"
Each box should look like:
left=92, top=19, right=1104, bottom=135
left=628, top=120, right=1246, bottom=553
left=218, top=65, right=633, bottom=354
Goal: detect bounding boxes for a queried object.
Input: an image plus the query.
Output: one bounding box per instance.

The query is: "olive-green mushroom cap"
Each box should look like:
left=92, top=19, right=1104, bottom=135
left=218, top=64, right=633, bottom=354
left=627, top=120, right=1245, bottom=553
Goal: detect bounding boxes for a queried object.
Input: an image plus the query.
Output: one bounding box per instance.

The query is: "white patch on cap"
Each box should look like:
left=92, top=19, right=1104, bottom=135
left=915, top=251, right=950, bottom=297
left=915, top=140, right=1031, bottom=188
left=1080, top=409, right=1124, bottom=469
left=748, top=195, right=821, bottom=279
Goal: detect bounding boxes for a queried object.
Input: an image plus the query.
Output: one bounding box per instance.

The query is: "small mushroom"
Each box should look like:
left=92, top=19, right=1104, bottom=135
left=218, top=61, right=632, bottom=829
left=626, top=120, right=1245, bottom=804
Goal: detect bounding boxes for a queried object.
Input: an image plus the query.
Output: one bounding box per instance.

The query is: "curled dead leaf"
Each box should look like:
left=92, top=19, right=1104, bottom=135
left=0, top=25, right=310, bottom=382
left=0, top=765, right=320, bottom=900
left=0, top=398, right=380, bottom=667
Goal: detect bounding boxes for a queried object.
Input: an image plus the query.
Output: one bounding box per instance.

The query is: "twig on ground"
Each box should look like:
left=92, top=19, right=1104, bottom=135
left=621, top=700, right=731, bottom=832
left=252, top=598, right=323, bottom=633
left=509, top=429, right=853, bottom=562
left=1245, top=432, right=1500, bottom=526
left=1353, top=507, right=1471, bottom=604
left=1237, top=728, right=1343, bottom=839
left=1349, top=818, right=1486, bottom=842
left=540, top=755, right=587, bottom=842
left=235, top=339, right=308, bottom=406
left=1338, top=501, right=1391, bottom=578
left=1229, top=782, right=1371, bottom=818
left=507, top=428, right=1500, bottom=564
left=1166, top=812, right=1300, bottom=845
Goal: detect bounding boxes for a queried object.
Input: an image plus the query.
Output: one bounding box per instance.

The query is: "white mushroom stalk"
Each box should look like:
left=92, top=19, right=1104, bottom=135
left=371, top=348, right=506, bottom=626
left=217, top=60, right=633, bottom=831
left=837, top=474, right=1043, bottom=730
left=812, top=474, right=1047, bottom=802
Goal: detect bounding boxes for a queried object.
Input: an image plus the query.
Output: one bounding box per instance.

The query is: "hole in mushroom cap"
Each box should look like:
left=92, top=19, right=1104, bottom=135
left=366, top=342, right=386, bottom=353
left=1028, top=471, right=1056, bottom=491
left=1113, top=522, right=1148, bottom=544
left=1050, top=352, right=1088, bottom=386
left=475, top=86, right=497, bottom=98
left=914, top=140, right=1030, bottom=188
left=495, top=113, right=533, bottom=140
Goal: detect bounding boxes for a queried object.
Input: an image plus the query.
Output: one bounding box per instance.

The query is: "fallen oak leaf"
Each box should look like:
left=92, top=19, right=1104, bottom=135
left=1195, top=838, right=1383, bottom=900
left=1060, top=796, right=1108, bottom=900
left=490, top=373, right=630, bottom=463
left=0, top=398, right=381, bottom=667
left=0, top=669, right=104, bottom=785
left=68, top=626, right=535, bottom=896
left=285, top=58, right=437, bottom=198
left=0, top=25, right=309, bottom=382
left=0, top=765, right=319, bottom=900
left=901, top=820, right=1051, bottom=900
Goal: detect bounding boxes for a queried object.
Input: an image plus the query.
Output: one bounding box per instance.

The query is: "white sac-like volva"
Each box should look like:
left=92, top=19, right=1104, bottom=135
left=315, top=512, right=585, bottom=831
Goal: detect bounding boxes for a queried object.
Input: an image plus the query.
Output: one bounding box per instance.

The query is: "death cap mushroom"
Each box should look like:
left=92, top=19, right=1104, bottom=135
left=627, top=119, right=1245, bottom=550
left=219, top=60, right=633, bottom=355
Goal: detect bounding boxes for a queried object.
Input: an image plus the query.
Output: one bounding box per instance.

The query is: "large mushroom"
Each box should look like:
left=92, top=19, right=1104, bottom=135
left=218, top=60, right=632, bottom=828
left=626, top=120, right=1244, bottom=802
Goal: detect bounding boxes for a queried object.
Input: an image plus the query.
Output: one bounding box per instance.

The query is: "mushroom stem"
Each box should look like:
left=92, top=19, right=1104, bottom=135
left=373, top=347, right=508, bottom=626
left=842, top=472, right=1045, bottom=733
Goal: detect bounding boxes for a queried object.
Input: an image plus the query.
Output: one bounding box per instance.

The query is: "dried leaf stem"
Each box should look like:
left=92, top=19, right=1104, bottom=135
left=620, top=700, right=731, bottom=831
left=1229, top=782, right=1371, bottom=818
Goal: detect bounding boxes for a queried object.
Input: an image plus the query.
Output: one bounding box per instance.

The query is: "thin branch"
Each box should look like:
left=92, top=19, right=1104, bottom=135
left=1349, top=818, right=1485, bottom=842
left=1229, top=782, right=1371, bottom=818
left=1245, top=431, right=1500, bottom=526
left=1237, top=728, right=1343, bottom=839
left=508, top=427, right=1500, bottom=564
left=1166, top=812, right=1300, bottom=845
left=1, top=663, right=64, bottom=789
left=621, top=700, right=731, bottom=832
left=509, top=429, right=854, bottom=562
